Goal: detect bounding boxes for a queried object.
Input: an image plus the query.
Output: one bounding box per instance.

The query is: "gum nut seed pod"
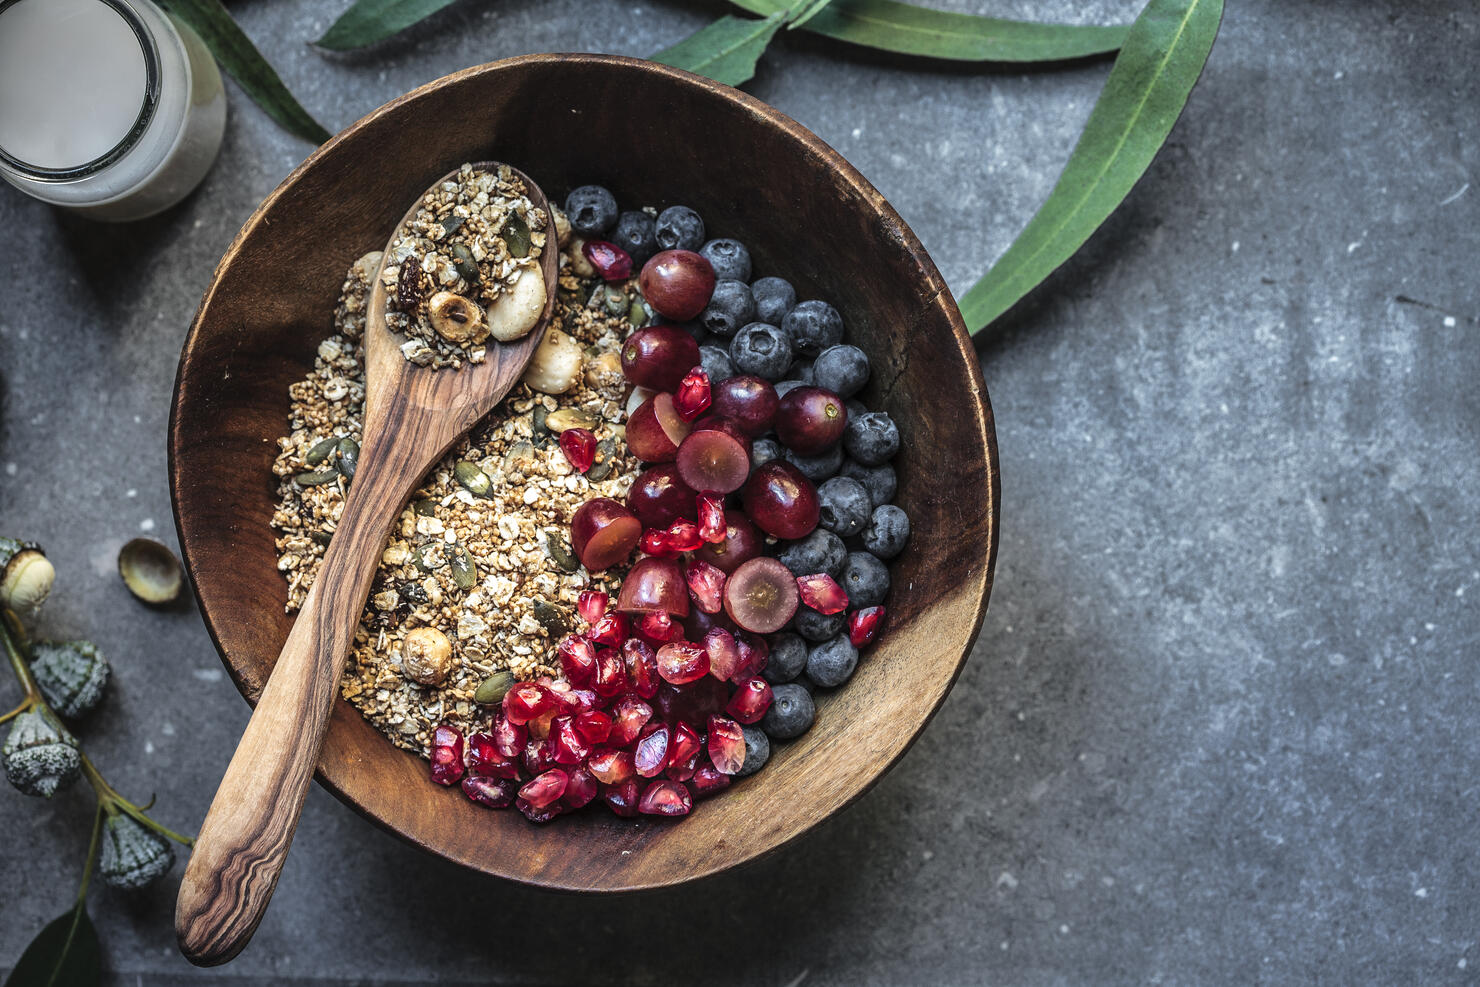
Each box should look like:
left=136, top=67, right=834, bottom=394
left=98, top=812, right=175, bottom=890
left=401, top=626, right=453, bottom=686
left=487, top=264, right=547, bottom=342
left=427, top=291, right=488, bottom=344
left=0, top=538, right=54, bottom=613
left=30, top=640, right=110, bottom=718
left=521, top=325, right=584, bottom=394
left=2, top=710, right=80, bottom=798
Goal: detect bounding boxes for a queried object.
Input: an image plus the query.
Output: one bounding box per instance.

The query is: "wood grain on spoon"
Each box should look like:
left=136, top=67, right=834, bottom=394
left=174, top=163, right=558, bottom=967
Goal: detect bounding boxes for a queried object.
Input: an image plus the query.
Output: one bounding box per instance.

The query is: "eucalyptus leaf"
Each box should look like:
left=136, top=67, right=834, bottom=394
left=651, top=12, right=788, bottom=87
left=960, top=0, right=1223, bottom=334
left=727, top=0, right=1129, bottom=61
left=155, top=0, right=331, bottom=144
left=315, top=0, right=460, bottom=50
left=788, top=0, right=835, bottom=30
left=3, top=903, right=101, bottom=987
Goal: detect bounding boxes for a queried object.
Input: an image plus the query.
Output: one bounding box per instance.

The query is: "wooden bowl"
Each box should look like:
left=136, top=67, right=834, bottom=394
left=169, top=54, right=999, bottom=892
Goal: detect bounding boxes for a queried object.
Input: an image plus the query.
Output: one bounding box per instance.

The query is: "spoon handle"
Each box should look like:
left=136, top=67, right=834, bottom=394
left=174, top=447, right=410, bottom=966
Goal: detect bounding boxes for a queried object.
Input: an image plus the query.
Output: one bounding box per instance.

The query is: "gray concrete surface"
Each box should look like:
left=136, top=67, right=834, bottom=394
left=3, top=0, right=1478, bottom=983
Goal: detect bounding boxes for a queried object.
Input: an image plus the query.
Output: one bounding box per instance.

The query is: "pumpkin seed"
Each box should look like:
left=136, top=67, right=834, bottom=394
left=413, top=498, right=438, bottom=517
left=501, top=213, right=531, bottom=258
left=454, top=461, right=492, bottom=497
left=602, top=285, right=628, bottom=316
left=586, top=437, right=618, bottom=482
left=543, top=531, right=580, bottom=573
left=449, top=242, right=481, bottom=286
left=531, top=404, right=552, bottom=448
left=502, top=439, right=536, bottom=472
left=413, top=545, right=439, bottom=573
left=311, top=530, right=334, bottom=547
left=335, top=437, right=359, bottom=481
left=449, top=545, right=477, bottom=590
left=305, top=435, right=340, bottom=466
left=546, top=408, right=597, bottom=433
left=474, top=670, right=516, bottom=706
left=628, top=296, right=649, bottom=327
left=439, top=213, right=465, bottom=237
left=558, top=284, right=585, bottom=308
left=294, top=469, right=340, bottom=487
left=533, top=599, right=572, bottom=638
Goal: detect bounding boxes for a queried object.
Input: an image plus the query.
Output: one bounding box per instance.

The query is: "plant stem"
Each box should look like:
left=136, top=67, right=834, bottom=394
left=0, top=699, right=32, bottom=725
left=1, top=607, right=45, bottom=703
left=77, top=802, right=104, bottom=904
left=82, top=755, right=196, bottom=847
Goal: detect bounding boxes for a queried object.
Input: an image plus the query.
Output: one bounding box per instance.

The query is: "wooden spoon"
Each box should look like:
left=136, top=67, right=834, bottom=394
left=175, top=163, right=559, bottom=966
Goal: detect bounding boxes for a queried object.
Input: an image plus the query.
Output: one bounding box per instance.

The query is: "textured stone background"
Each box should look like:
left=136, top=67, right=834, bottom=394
left=3, top=0, right=1478, bottom=983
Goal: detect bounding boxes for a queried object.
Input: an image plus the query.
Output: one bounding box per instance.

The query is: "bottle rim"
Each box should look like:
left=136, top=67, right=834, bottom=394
left=0, top=0, right=161, bottom=182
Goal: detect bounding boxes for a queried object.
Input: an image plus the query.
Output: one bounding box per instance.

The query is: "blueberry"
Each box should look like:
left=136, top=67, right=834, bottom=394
left=805, top=635, right=859, bottom=688
left=813, top=345, right=869, bottom=399
left=862, top=505, right=910, bottom=559
left=700, top=279, right=756, bottom=338
left=782, top=300, right=844, bottom=357
left=761, top=683, right=815, bottom=739
left=842, top=411, right=899, bottom=466
left=792, top=607, right=845, bottom=642
left=774, top=379, right=808, bottom=399
left=699, top=238, right=752, bottom=282
left=750, top=276, right=797, bottom=326
left=840, top=459, right=897, bottom=507
left=817, top=477, right=871, bottom=537
left=750, top=437, right=782, bottom=468
left=683, top=323, right=715, bottom=347
left=609, top=210, right=657, bottom=264
left=729, top=322, right=794, bottom=380
left=737, top=725, right=771, bottom=776
left=564, top=185, right=618, bottom=237
left=788, top=359, right=815, bottom=385
left=782, top=443, right=843, bottom=483
left=778, top=527, right=847, bottom=579
left=655, top=205, right=705, bottom=252
left=763, top=632, right=809, bottom=684
left=699, top=345, right=735, bottom=384
left=841, top=551, right=889, bottom=607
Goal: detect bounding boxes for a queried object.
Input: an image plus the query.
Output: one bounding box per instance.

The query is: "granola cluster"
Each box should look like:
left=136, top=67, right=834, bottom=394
left=272, top=249, right=645, bottom=754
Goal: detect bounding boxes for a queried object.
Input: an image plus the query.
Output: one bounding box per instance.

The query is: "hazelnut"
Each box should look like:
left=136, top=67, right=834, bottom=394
left=427, top=291, right=488, bottom=344
left=401, top=626, right=453, bottom=686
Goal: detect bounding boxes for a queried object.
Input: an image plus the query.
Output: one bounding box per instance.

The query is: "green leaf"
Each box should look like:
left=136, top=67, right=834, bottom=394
left=960, top=0, right=1223, bottom=334
left=315, top=0, right=460, bottom=50
left=155, top=0, right=331, bottom=144
left=3, top=903, right=101, bottom=987
left=651, top=12, right=788, bottom=87
left=788, top=0, right=835, bottom=30
left=727, top=0, right=1129, bottom=62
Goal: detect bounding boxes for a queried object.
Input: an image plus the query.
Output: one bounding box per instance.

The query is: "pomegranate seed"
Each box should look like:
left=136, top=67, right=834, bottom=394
left=432, top=723, right=462, bottom=751
left=467, top=733, right=519, bottom=779
left=703, top=627, right=744, bottom=681
left=656, top=641, right=711, bottom=685
left=668, top=721, right=701, bottom=770
left=608, top=695, right=654, bottom=747
left=522, top=737, right=556, bottom=776
left=667, top=749, right=701, bottom=782
left=556, top=635, right=597, bottom=687
left=519, top=768, right=569, bottom=809
left=429, top=724, right=465, bottom=786
left=574, top=709, right=613, bottom=746
left=707, top=714, right=746, bottom=774
left=503, top=681, right=554, bottom=725
left=559, top=428, right=597, bottom=473
left=622, top=638, right=660, bottom=699
left=634, top=722, right=672, bottom=777
left=654, top=678, right=729, bottom=726
left=461, top=774, right=517, bottom=808
left=516, top=797, right=563, bottom=824
left=589, top=611, right=630, bottom=647
left=565, top=687, right=601, bottom=713
left=685, top=558, right=727, bottom=614
left=582, top=239, right=633, bottom=281
left=674, top=367, right=712, bottom=421
left=640, top=528, right=678, bottom=558
left=665, top=519, right=703, bottom=553
left=697, top=492, right=727, bottom=543
left=578, top=590, right=609, bottom=627
left=734, top=632, right=769, bottom=682
left=491, top=713, right=526, bottom=759
left=526, top=709, right=557, bottom=740
left=602, top=779, right=641, bottom=817
left=639, top=610, right=679, bottom=643
left=796, top=572, right=849, bottom=615
left=551, top=716, right=591, bottom=765
left=593, top=647, right=628, bottom=698
left=587, top=747, right=636, bottom=784
left=849, top=605, right=886, bottom=647
left=563, top=765, right=599, bottom=809
left=690, top=763, right=732, bottom=798
left=726, top=676, right=773, bottom=724
left=638, top=779, right=692, bottom=816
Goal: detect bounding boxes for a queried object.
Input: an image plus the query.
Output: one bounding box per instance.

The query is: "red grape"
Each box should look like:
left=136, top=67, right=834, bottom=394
left=676, top=427, right=751, bottom=495
left=625, top=393, right=694, bottom=462
left=622, top=325, right=701, bottom=391
left=741, top=462, right=820, bottom=539
left=639, top=249, right=716, bottom=321
left=723, top=557, right=800, bottom=634
left=570, top=498, right=641, bottom=571
left=710, top=375, right=779, bottom=437
left=775, top=386, right=848, bottom=455
left=615, top=556, right=690, bottom=616
left=693, top=509, right=763, bottom=574
left=626, top=464, right=699, bottom=528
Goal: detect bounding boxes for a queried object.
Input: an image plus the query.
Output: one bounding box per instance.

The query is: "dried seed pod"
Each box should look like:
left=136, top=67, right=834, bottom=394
left=401, top=626, right=453, bottom=686
left=486, top=265, right=547, bottom=342
left=0, top=538, right=54, bottom=614
left=520, top=326, right=583, bottom=395
left=397, top=258, right=426, bottom=312
left=427, top=291, right=488, bottom=344
left=475, top=670, right=516, bottom=706
left=117, top=538, right=183, bottom=605
left=98, top=812, right=174, bottom=890
left=30, top=640, right=110, bottom=719
left=454, top=461, right=492, bottom=497
left=2, top=709, right=79, bottom=798
left=304, top=435, right=340, bottom=466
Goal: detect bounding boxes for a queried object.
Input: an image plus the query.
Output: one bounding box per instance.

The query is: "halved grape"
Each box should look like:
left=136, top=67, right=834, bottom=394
left=622, top=325, right=702, bottom=391
left=710, top=375, right=779, bottom=437
left=677, top=428, right=751, bottom=495
left=775, top=386, right=848, bottom=455
left=741, top=462, right=820, bottom=539
left=723, top=557, right=800, bottom=634
left=693, top=508, right=763, bottom=574
left=625, top=392, right=694, bottom=462
left=615, top=556, right=690, bottom=616
left=570, top=498, right=641, bottom=571
left=626, top=464, right=699, bottom=529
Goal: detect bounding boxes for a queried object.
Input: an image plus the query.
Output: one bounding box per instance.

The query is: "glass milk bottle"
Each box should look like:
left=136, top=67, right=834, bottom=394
left=0, top=0, right=227, bottom=221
